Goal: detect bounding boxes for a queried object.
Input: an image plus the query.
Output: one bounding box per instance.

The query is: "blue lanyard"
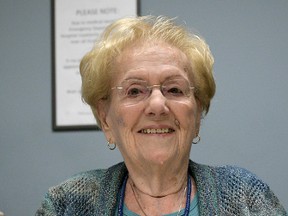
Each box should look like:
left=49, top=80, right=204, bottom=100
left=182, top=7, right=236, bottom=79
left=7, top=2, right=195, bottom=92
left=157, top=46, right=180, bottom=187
left=117, top=174, right=191, bottom=216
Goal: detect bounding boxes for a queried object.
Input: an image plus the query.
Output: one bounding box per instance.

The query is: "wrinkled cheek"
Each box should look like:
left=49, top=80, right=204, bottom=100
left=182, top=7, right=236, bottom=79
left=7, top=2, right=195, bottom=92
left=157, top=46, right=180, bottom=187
left=113, top=114, right=131, bottom=141
left=116, top=116, right=126, bottom=127
left=116, top=105, right=133, bottom=127
left=111, top=105, right=127, bottom=128
left=172, top=101, right=197, bottom=125
left=114, top=116, right=135, bottom=157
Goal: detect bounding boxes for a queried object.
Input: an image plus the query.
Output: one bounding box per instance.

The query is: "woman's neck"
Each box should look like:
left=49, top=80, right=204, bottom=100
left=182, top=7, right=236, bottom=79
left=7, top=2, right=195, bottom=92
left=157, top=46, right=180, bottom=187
left=125, top=157, right=190, bottom=198
left=124, top=171, right=194, bottom=216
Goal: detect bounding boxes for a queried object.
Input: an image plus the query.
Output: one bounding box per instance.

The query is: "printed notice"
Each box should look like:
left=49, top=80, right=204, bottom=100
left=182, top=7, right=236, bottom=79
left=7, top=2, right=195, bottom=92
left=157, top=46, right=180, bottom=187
left=53, top=0, right=137, bottom=130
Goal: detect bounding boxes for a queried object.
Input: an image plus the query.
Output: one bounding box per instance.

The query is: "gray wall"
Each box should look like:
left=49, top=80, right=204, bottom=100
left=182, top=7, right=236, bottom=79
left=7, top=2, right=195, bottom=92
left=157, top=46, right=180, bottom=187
left=0, top=0, right=287, bottom=215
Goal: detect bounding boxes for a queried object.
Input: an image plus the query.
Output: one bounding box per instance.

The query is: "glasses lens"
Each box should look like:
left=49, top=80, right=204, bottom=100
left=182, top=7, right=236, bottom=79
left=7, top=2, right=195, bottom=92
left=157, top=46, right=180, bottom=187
left=120, top=80, right=149, bottom=105
left=162, top=79, right=192, bottom=99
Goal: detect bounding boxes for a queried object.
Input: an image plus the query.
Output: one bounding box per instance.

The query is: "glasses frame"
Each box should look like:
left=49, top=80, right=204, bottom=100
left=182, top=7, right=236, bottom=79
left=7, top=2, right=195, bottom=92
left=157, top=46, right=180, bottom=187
left=111, top=78, right=196, bottom=105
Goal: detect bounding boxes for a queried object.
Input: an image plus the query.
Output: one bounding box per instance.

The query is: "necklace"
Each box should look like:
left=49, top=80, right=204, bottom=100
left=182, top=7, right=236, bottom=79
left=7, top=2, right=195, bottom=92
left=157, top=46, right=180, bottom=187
left=130, top=179, right=188, bottom=216
left=117, top=174, right=191, bottom=216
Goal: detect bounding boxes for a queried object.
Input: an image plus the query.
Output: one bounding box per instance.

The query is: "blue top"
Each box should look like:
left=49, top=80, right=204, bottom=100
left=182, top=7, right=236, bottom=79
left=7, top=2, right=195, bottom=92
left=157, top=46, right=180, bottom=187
left=117, top=193, right=199, bottom=216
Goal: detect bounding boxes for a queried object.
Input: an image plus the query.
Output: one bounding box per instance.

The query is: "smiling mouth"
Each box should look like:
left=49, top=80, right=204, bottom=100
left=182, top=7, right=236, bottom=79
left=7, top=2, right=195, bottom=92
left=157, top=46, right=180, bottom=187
left=139, top=128, right=175, bottom=134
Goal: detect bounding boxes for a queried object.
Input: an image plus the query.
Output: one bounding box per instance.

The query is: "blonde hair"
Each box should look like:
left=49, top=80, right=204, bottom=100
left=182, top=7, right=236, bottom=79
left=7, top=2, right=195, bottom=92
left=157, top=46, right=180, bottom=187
left=80, top=15, right=216, bottom=128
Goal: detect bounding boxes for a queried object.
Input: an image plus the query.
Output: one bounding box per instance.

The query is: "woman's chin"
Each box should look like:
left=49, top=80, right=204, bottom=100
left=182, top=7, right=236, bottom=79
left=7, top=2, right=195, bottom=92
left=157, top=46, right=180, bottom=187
left=141, top=152, right=176, bottom=166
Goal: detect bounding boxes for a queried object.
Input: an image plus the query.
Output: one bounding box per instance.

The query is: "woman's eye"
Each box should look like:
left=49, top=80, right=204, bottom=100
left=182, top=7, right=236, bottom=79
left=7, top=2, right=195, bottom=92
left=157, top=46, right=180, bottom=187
left=126, top=86, right=146, bottom=97
left=167, top=87, right=184, bottom=95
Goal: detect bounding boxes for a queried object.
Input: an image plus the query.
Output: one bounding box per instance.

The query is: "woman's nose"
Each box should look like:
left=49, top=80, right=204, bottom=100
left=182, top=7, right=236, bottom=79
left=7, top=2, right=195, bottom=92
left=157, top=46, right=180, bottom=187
left=144, top=89, right=169, bottom=117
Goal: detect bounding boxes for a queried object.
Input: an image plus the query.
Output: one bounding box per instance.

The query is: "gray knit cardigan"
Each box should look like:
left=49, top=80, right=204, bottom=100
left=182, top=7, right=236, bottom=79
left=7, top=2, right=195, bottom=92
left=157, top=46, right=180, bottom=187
left=36, top=161, right=287, bottom=216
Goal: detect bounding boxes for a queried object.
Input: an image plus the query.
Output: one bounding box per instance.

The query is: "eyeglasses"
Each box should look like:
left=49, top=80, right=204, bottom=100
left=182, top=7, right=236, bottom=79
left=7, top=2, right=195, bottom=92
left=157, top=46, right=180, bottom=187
left=111, top=78, right=196, bottom=106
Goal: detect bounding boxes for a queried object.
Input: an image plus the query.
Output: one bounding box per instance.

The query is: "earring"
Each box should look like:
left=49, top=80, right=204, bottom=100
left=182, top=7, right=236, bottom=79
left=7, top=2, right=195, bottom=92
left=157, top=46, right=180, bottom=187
left=192, top=135, right=201, bottom=144
left=107, top=141, right=116, bottom=150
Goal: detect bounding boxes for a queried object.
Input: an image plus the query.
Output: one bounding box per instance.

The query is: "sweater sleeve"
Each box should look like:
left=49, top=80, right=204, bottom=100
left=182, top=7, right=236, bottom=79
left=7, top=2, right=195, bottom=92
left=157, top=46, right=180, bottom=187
left=35, top=186, right=64, bottom=216
left=244, top=171, right=287, bottom=216
left=216, top=166, right=287, bottom=216
left=35, top=169, right=107, bottom=216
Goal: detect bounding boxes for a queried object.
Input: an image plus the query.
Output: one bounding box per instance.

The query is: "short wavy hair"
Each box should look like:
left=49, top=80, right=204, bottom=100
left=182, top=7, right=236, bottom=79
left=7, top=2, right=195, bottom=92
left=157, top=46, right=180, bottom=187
left=80, top=15, right=216, bottom=128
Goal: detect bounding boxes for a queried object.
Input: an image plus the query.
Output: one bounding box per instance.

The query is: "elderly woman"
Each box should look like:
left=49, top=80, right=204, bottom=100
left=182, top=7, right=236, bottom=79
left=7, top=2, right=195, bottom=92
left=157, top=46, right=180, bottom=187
left=36, top=16, right=286, bottom=215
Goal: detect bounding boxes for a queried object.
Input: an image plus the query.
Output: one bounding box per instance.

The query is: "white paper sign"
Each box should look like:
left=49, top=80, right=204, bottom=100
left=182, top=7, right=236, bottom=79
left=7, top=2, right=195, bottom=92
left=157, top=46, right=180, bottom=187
left=53, top=0, right=138, bottom=130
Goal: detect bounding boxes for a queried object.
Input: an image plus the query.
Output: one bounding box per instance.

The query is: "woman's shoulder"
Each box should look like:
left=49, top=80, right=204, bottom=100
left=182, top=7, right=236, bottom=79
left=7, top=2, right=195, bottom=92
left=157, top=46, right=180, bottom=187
left=190, top=160, right=262, bottom=184
left=51, top=162, right=126, bottom=193
left=36, top=162, right=126, bottom=215
left=190, top=161, right=287, bottom=215
left=41, top=162, right=125, bottom=203
left=190, top=161, right=270, bottom=195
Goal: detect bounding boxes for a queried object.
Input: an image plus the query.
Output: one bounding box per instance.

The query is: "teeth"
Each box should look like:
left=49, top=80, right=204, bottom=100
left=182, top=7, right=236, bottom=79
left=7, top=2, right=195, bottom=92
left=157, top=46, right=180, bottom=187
left=141, top=128, right=173, bottom=134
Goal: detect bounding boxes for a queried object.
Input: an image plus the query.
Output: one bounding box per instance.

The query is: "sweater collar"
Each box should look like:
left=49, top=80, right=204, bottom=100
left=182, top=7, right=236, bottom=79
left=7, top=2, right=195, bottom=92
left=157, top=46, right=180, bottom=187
left=95, top=161, right=219, bottom=215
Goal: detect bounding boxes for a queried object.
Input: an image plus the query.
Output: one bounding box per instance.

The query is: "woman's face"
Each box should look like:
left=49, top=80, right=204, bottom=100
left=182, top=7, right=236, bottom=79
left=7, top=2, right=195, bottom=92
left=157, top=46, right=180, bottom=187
left=98, top=41, right=202, bottom=166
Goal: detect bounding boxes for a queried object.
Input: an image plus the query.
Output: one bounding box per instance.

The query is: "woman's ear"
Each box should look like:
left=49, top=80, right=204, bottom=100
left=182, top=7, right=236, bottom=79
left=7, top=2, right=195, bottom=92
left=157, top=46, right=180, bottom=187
left=96, top=101, right=115, bottom=144
left=195, top=99, right=203, bottom=135
left=96, top=100, right=111, bottom=133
